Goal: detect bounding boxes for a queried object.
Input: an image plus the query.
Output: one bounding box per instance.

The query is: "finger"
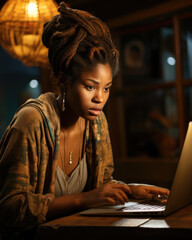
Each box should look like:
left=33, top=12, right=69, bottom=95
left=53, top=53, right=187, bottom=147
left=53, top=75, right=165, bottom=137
left=147, top=190, right=169, bottom=202
left=149, top=187, right=170, bottom=197
left=113, top=184, right=132, bottom=195
left=96, top=197, right=116, bottom=207
left=117, top=189, right=129, bottom=203
left=110, top=185, right=130, bottom=202
left=145, top=193, right=155, bottom=200
left=110, top=189, right=129, bottom=203
left=105, top=197, right=116, bottom=206
left=113, top=192, right=126, bottom=205
left=151, top=194, right=168, bottom=203
left=164, top=189, right=170, bottom=196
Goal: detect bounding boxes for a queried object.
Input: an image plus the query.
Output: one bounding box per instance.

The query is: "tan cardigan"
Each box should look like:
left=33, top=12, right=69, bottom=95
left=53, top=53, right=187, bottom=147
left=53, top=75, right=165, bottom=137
left=0, top=93, right=115, bottom=230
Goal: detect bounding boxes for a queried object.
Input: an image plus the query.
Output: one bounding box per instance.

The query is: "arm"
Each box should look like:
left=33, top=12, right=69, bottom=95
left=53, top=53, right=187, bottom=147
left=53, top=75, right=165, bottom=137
left=0, top=107, right=54, bottom=229
left=47, top=183, right=132, bottom=218
left=47, top=183, right=169, bottom=218
left=128, top=184, right=170, bottom=200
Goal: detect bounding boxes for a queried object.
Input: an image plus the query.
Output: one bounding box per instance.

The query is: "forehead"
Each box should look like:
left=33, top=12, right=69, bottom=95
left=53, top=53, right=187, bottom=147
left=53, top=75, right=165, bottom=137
left=79, top=63, right=113, bottom=82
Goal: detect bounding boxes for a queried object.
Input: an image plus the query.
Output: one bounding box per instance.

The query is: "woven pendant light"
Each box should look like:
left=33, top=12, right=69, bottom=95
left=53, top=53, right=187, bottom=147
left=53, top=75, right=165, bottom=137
left=0, top=0, right=58, bottom=66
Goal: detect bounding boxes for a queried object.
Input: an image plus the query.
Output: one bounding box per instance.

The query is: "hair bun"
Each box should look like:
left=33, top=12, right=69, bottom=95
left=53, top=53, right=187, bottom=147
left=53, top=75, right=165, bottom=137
left=42, top=1, right=118, bottom=78
left=58, top=1, right=68, bottom=14
left=42, top=15, right=58, bottom=48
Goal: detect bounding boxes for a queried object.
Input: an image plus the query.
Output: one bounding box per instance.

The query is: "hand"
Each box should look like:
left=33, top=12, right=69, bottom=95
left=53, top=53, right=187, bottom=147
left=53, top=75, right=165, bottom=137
left=129, top=184, right=170, bottom=202
left=82, top=183, right=132, bottom=208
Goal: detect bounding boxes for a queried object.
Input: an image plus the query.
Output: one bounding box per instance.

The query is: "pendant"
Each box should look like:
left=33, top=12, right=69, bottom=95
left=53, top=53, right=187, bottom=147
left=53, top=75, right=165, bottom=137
left=69, top=152, right=73, bottom=164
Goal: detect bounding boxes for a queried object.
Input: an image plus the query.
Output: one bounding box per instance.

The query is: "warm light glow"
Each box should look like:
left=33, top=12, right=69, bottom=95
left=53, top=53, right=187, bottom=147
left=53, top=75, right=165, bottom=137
left=27, top=2, right=38, bottom=18
left=23, top=35, right=40, bottom=46
left=12, top=35, right=41, bottom=56
left=0, top=0, right=58, bottom=66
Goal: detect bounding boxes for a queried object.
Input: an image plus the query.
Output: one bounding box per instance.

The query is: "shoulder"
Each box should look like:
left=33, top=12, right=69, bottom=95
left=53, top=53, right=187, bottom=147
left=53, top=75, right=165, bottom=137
left=13, top=106, right=43, bottom=132
left=17, top=106, right=42, bottom=122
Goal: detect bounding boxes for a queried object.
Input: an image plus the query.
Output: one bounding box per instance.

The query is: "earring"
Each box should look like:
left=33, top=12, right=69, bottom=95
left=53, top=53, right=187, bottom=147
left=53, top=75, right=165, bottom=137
left=62, top=92, right=65, bottom=112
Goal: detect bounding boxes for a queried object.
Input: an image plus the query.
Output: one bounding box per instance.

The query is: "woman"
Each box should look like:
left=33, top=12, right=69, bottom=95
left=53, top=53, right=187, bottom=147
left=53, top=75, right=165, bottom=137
left=0, top=1, right=169, bottom=233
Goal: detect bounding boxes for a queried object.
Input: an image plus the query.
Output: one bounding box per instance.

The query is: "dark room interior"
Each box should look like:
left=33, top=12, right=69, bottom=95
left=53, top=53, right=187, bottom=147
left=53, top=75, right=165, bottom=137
left=0, top=0, right=192, bottom=239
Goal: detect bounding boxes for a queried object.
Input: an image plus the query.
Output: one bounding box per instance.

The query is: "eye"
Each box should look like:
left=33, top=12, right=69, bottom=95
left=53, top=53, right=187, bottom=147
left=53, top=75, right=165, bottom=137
left=86, top=85, right=95, bottom=91
left=104, top=86, right=111, bottom=93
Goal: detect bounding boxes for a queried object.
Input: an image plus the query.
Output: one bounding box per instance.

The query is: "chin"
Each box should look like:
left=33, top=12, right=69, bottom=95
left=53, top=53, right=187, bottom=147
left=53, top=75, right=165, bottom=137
left=85, top=114, right=99, bottom=121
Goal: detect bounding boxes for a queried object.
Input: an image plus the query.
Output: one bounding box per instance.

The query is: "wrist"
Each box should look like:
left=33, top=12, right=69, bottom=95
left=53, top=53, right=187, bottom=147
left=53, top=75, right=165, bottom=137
left=127, top=184, right=135, bottom=197
left=127, top=184, right=138, bottom=197
left=75, top=192, right=89, bottom=209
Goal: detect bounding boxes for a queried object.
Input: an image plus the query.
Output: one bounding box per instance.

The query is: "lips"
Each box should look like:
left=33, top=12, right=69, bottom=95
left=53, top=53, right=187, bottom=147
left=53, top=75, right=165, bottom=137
left=88, top=108, right=102, bottom=116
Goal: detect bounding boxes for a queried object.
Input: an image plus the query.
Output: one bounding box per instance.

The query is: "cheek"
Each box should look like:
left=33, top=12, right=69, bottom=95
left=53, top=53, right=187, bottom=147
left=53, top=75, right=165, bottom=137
left=78, top=90, right=92, bottom=107
left=70, top=88, right=92, bottom=111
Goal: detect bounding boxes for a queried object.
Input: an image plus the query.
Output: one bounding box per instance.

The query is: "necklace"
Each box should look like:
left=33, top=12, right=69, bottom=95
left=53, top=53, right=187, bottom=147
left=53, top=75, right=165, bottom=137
left=64, top=131, right=79, bottom=165
left=58, top=119, right=86, bottom=195
left=63, top=118, right=82, bottom=165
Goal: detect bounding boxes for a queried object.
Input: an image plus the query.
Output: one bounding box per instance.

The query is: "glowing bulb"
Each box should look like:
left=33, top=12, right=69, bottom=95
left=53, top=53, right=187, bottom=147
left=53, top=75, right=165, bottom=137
left=26, top=2, right=38, bottom=18
left=29, top=79, right=39, bottom=88
left=167, top=57, right=176, bottom=66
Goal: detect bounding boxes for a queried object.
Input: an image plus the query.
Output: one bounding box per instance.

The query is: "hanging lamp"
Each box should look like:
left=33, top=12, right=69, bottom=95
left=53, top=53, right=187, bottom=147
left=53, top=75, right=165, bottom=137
left=0, top=0, right=58, bottom=67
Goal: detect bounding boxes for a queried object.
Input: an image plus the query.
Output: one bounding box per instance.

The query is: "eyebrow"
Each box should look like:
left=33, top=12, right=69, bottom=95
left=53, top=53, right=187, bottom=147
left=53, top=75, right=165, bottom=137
left=84, top=79, right=112, bottom=86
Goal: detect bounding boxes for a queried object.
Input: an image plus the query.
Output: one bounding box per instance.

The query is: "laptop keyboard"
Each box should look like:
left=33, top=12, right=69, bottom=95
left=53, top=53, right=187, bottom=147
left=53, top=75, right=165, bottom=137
left=120, top=201, right=166, bottom=212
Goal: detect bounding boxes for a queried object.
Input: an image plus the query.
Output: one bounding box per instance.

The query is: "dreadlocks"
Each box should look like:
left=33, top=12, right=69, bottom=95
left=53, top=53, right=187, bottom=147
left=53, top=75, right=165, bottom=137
left=42, top=1, right=119, bottom=87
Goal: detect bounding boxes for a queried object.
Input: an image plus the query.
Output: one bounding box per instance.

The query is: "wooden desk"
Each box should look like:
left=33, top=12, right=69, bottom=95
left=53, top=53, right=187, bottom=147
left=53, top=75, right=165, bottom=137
left=35, top=204, right=192, bottom=240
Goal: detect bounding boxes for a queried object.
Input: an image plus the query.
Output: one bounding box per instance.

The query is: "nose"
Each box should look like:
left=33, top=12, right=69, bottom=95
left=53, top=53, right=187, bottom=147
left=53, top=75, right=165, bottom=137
left=92, top=90, right=104, bottom=103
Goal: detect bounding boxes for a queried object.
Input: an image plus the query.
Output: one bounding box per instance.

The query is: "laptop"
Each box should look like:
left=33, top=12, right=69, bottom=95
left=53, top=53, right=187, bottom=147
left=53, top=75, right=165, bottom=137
left=80, top=122, right=192, bottom=217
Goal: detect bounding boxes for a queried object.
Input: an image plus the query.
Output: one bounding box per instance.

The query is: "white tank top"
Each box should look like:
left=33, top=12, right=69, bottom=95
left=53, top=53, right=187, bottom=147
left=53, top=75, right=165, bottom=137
left=54, top=153, right=88, bottom=196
